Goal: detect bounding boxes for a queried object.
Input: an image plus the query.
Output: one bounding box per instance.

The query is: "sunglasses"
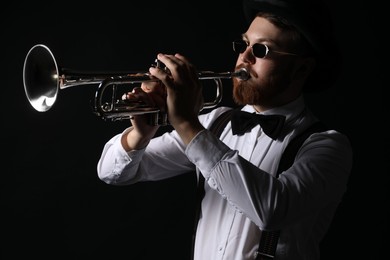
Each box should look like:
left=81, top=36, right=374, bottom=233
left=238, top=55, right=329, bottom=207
left=232, top=39, right=298, bottom=59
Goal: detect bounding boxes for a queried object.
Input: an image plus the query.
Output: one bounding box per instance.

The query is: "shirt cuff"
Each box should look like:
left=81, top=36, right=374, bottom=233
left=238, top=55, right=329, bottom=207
left=185, top=129, right=230, bottom=177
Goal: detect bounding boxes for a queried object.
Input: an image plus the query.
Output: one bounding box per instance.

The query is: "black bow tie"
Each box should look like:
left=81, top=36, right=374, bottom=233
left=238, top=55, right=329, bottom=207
left=231, top=110, right=286, bottom=140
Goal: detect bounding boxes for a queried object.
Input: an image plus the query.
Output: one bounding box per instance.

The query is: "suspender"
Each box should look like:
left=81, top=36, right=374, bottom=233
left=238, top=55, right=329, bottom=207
left=193, top=108, right=327, bottom=259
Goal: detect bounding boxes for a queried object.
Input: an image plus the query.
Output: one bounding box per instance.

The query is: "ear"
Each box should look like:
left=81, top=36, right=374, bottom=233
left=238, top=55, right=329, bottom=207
left=291, top=57, right=316, bottom=82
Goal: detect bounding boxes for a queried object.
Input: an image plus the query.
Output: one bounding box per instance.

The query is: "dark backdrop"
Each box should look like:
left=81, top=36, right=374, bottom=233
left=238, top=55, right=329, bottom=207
left=1, top=1, right=384, bottom=259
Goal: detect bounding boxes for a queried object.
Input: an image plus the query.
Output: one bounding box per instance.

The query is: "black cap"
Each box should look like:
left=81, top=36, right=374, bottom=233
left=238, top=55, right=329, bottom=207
left=242, top=0, right=341, bottom=92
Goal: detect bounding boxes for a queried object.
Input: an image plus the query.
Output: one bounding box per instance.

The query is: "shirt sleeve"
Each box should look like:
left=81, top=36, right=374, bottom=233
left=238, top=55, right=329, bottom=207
left=185, top=129, right=353, bottom=230
left=97, top=127, right=198, bottom=185
left=97, top=107, right=233, bottom=186
left=97, top=127, right=146, bottom=185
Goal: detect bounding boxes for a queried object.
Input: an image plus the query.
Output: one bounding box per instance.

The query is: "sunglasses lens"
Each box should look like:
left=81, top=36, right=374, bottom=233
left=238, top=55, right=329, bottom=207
left=233, top=40, right=247, bottom=53
left=233, top=41, right=268, bottom=58
left=252, top=43, right=267, bottom=58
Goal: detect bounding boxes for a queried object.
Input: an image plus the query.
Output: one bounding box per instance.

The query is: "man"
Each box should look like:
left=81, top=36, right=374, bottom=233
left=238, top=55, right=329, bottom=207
left=97, top=0, right=353, bottom=259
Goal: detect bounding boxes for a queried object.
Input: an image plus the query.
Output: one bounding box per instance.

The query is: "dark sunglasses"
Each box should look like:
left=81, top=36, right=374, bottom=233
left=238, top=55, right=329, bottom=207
left=232, top=39, right=298, bottom=59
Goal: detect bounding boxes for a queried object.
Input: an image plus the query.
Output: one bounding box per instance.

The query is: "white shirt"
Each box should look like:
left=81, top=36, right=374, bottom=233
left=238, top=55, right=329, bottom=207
left=97, top=95, right=353, bottom=260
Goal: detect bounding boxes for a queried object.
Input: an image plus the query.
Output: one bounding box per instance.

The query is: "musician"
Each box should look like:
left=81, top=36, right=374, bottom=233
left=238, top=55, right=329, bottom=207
left=97, top=0, right=353, bottom=259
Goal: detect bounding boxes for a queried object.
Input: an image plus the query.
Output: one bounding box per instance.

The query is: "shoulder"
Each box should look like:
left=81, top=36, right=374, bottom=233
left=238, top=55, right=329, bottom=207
left=306, top=129, right=352, bottom=151
left=298, top=129, right=353, bottom=170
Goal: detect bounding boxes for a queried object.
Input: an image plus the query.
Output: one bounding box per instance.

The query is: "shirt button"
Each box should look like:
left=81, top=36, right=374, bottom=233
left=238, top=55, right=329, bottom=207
left=219, top=247, right=223, bottom=251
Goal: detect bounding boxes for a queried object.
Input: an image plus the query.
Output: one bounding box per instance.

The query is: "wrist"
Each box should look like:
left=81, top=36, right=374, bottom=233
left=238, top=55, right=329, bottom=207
left=121, top=127, right=157, bottom=151
left=174, top=120, right=204, bottom=145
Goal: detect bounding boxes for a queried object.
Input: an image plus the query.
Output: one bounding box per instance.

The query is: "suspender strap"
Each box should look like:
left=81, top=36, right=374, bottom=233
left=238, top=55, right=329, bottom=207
left=276, top=121, right=327, bottom=174
left=255, top=230, right=281, bottom=259
left=209, top=108, right=236, bottom=137
left=255, top=120, right=328, bottom=259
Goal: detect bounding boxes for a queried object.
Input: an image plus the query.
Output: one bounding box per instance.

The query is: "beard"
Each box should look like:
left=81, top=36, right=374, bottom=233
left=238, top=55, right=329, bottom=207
left=232, top=72, right=291, bottom=107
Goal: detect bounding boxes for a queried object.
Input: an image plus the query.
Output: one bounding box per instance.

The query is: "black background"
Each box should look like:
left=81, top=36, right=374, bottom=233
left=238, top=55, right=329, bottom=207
left=1, top=1, right=385, bottom=259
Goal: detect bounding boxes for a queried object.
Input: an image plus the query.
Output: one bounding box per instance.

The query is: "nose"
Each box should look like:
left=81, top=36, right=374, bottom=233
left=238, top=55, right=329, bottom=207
left=240, top=46, right=256, bottom=64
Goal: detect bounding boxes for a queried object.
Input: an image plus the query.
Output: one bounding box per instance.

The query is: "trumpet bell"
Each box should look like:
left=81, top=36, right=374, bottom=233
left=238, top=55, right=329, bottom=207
left=23, top=44, right=59, bottom=112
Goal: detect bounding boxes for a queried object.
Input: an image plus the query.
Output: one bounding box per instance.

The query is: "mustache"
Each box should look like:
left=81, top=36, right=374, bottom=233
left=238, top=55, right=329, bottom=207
left=235, top=64, right=247, bottom=72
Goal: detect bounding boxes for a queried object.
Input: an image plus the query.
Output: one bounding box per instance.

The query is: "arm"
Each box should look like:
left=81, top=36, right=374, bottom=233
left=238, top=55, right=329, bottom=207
left=97, top=51, right=231, bottom=186
left=97, top=77, right=193, bottom=185
left=97, top=106, right=233, bottom=186
left=97, top=126, right=197, bottom=185
left=186, top=129, right=353, bottom=230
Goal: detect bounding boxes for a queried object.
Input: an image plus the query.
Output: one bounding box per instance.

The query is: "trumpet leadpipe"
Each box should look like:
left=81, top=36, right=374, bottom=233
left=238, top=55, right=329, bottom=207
left=198, top=68, right=249, bottom=81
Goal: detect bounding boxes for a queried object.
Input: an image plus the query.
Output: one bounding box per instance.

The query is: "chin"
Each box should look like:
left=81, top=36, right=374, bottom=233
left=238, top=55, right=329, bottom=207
left=233, top=79, right=256, bottom=105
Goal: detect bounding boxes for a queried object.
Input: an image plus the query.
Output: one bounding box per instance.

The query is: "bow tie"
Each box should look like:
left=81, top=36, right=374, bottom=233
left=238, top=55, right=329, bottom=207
left=230, top=110, right=286, bottom=140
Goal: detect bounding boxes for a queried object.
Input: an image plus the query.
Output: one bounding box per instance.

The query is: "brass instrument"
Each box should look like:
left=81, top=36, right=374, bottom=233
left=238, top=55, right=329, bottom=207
left=23, top=44, right=249, bottom=125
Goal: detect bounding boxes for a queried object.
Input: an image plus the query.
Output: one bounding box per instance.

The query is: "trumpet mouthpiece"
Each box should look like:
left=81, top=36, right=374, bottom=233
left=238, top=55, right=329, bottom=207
left=233, top=68, right=250, bottom=80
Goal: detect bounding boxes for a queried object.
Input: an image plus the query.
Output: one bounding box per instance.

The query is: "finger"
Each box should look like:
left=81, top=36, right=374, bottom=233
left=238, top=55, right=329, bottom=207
left=141, top=80, right=166, bottom=95
left=174, top=53, right=199, bottom=80
left=122, top=87, right=156, bottom=107
left=155, top=54, right=185, bottom=79
left=174, top=53, right=189, bottom=63
left=122, top=92, right=139, bottom=101
left=149, top=65, right=174, bottom=87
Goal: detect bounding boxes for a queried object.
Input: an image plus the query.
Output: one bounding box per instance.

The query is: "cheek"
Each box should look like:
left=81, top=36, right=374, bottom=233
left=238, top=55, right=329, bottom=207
left=257, top=60, right=294, bottom=85
left=254, top=60, right=278, bottom=77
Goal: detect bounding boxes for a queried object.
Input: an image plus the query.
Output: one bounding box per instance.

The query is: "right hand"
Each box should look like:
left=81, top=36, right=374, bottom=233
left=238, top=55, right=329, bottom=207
left=148, top=53, right=205, bottom=145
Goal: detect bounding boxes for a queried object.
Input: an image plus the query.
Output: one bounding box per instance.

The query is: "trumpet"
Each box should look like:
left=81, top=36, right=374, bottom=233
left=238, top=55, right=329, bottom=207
left=23, top=44, right=249, bottom=125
